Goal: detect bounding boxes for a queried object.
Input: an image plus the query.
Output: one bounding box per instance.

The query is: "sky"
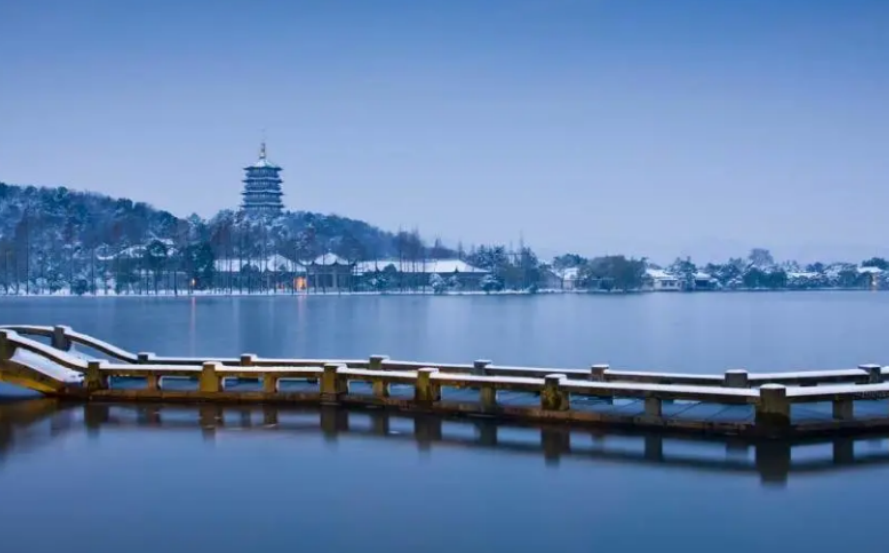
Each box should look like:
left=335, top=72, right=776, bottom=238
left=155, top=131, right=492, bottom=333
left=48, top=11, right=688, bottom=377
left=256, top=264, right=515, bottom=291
left=1, top=0, right=887, bottom=264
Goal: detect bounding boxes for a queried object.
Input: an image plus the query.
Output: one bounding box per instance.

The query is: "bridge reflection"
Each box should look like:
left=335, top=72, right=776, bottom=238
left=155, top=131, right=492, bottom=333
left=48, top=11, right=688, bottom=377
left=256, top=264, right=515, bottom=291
left=3, top=400, right=889, bottom=487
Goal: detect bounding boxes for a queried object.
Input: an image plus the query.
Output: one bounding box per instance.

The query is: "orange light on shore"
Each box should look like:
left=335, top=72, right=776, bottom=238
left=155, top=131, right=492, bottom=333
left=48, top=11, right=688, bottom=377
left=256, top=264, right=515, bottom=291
left=294, top=277, right=306, bottom=291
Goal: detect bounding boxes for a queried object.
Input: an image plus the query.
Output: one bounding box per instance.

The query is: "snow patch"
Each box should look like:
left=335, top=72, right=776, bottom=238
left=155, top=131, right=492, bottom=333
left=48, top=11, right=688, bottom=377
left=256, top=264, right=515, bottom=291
left=10, top=349, right=83, bottom=383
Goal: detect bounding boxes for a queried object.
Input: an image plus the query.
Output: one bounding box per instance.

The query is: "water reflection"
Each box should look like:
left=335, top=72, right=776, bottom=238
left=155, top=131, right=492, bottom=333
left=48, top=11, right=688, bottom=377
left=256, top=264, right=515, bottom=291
left=2, top=398, right=889, bottom=487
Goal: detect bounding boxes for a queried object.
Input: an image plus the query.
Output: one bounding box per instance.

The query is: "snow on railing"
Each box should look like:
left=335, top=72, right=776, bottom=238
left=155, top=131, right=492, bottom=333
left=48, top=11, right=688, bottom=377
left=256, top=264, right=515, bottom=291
left=6, top=324, right=889, bottom=438
left=8, top=325, right=887, bottom=390
left=63, top=329, right=139, bottom=363
left=0, top=330, right=88, bottom=372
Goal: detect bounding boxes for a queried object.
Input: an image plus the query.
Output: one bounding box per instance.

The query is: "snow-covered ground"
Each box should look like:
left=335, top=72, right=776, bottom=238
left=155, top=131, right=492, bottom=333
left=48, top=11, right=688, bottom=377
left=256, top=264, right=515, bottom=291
left=0, top=288, right=579, bottom=298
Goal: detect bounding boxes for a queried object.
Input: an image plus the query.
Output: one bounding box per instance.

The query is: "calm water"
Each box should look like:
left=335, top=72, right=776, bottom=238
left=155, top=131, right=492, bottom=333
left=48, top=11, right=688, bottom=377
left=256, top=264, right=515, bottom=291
left=1, top=293, right=888, bottom=553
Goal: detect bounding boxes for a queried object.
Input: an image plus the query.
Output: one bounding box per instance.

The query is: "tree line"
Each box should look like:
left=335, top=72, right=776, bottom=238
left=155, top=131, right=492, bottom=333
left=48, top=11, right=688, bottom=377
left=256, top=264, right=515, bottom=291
left=1, top=182, right=887, bottom=295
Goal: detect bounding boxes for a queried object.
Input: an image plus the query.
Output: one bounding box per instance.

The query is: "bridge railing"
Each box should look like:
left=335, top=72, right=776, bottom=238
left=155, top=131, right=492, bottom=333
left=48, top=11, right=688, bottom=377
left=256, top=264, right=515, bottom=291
left=6, top=325, right=889, bottom=437
left=74, top=359, right=889, bottom=435
left=0, top=329, right=88, bottom=372
left=3, top=325, right=886, bottom=390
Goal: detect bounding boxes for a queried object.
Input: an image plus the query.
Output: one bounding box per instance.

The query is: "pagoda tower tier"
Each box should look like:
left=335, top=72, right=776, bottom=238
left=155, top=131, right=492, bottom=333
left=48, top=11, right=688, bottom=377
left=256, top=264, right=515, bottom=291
left=240, top=142, right=284, bottom=215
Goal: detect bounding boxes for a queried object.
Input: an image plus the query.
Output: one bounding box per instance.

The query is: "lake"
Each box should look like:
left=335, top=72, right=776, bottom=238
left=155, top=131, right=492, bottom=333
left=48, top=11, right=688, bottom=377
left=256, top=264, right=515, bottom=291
left=1, top=293, right=888, bottom=553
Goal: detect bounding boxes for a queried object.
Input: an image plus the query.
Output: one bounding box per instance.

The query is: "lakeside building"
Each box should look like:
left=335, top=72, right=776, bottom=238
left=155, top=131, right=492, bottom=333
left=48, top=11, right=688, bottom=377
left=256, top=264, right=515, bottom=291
left=354, top=258, right=489, bottom=291
left=210, top=253, right=489, bottom=293
left=548, top=267, right=579, bottom=290
left=643, top=268, right=717, bottom=291
left=644, top=268, right=681, bottom=291
left=306, top=254, right=355, bottom=291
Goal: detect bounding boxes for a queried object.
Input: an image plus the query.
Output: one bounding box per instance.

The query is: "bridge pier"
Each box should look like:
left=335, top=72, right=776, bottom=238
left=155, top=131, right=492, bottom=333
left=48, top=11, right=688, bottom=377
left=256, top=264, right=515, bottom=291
left=480, top=385, right=497, bottom=411
left=321, top=364, right=347, bottom=403
left=833, top=399, right=854, bottom=421
left=373, top=379, right=389, bottom=398
left=755, top=384, right=790, bottom=433
left=199, top=362, right=221, bottom=393
left=415, top=368, right=440, bottom=405
left=263, top=374, right=279, bottom=393
left=541, top=374, right=568, bottom=411
left=86, top=361, right=108, bottom=391
left=645, top=397, right=662, bottom=417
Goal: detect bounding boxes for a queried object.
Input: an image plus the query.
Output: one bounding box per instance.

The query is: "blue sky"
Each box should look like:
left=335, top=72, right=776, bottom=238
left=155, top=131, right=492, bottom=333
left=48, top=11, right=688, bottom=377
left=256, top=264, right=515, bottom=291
left=1, top=0, right=887, bottom=263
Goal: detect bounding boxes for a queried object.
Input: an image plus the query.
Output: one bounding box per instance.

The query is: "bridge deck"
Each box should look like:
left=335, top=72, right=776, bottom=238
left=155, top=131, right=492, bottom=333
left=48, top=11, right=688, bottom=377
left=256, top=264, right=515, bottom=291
left=3, top=324, right=889, bottom=438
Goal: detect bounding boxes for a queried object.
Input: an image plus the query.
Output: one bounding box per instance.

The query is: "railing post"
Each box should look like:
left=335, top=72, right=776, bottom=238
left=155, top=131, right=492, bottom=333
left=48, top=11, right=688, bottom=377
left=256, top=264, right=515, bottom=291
left=589, top=365, right=612, bottom=403
left=644, top=396, right=662, bottom=417
left=415, top=368, right=440, bottom=404
left=755, top=384, right=790, bottom=432
left=480, top=385, right=497, bottom=411
left=473, top=359, right=492, bottom=376
left=263, top=373, right=279, bottom=393
left=199, top=362, right=221, bottom=393
left=137, top=352, right=154, bottom=364
left=833, top=399, right=854, bottom=421
left=0, top=330, right=17, bottom=361
left=321, top=363, right=346, bottom=402
left=51, top=325, right=72, bottom=351
left=590, top=364, right=609, bottom=381
left=239, top=353, right=260, bottom=382
left=541, top=374, right=568, bottom=411
left=369, top=354, right=389, bottom=371
left=724, top=369, right=749, bottom=388
left=85, top=360, right=108, bottom=391
left=859, top=364, right=882, bottom=384
left=370, top=356, right=389, bottom=397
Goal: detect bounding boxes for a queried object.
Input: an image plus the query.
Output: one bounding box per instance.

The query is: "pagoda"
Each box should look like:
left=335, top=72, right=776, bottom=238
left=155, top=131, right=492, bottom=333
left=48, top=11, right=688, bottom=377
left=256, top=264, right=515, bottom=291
left=240, top=142, right=284, bottom=216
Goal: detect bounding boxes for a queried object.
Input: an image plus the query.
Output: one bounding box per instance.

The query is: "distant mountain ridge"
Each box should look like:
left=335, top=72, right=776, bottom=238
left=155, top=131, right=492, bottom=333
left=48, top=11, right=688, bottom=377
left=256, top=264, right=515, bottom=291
left=0, top=180, right=403, bottom=259
left=0, top=180, right=447, bottom=294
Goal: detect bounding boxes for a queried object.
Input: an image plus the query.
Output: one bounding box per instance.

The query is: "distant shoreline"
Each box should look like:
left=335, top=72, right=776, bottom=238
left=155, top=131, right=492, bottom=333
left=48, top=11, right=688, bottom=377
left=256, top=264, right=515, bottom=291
left=0, top=287, right=883, bottom=299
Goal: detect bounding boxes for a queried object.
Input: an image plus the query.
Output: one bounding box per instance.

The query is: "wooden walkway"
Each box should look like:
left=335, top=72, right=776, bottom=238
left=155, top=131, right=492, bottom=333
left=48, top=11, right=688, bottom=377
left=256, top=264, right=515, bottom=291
left=2, top=324, right=889, bottom=438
